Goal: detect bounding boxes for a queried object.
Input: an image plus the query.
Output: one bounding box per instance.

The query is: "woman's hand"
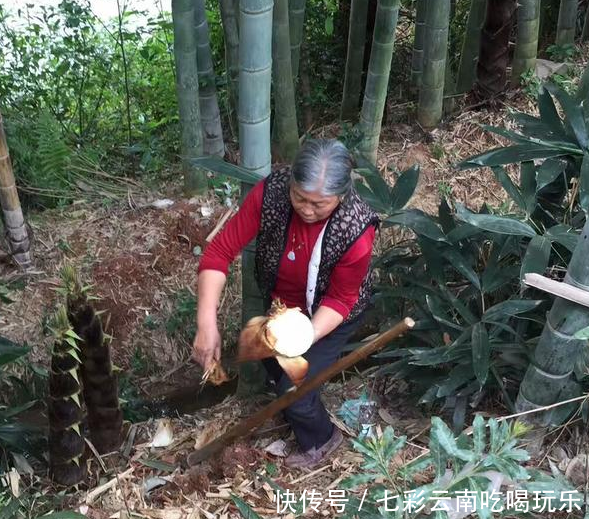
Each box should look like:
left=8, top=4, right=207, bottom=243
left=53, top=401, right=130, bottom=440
left=192, top=323, right=222, bottom=371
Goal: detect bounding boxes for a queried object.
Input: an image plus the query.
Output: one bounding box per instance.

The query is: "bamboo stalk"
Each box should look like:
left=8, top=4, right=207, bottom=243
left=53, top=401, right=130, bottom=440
left=219, top=0, right=240, bottom=135
left=455, top=0, right=487, bottom=94
left=523, top=273, right=589, bottom=308
left=341, top=0, right=370, bottom=121
left=411, top=0, right=428, bottom=88
left=187, top=318, right=415, bottom=465
left=556, top=0, right=578, bottom=45
left=272, top=0, right=300, bottom=161
left=358, top=0, right=401, bottom=163
left=0, top=110, right=32, bottom=270
left=172, top=0, right=207, bottom=194
left=512, top=0, right=541, bottom=82
left=194, top=0, right=225, bottom=157
left=289, top=0, right=307, bottom=80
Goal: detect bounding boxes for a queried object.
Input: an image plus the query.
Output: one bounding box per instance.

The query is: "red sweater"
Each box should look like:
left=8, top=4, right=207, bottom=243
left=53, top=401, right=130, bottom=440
left=198, top=180, right=376, bottom=319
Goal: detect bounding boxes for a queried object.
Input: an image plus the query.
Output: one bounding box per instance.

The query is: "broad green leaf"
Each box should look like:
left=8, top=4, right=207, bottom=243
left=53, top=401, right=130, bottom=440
left=545, top=82, right=588, bottom=149
left=436, top=363, right=475, bottom=397
left=472, top=414, right=486, bottom=456
left=520, top=161, right=537, bottom=213
left=231, top=494, right=264, bottom=519
left=356, top=167, right=392, bottom=209
left=0, top=336, right=30, bottom=366
left=482, top=299, right=543, bottom=322
left=138, top=458, right=177, bottom=472
left=537, top=158, right=565, bottom=190
left=472, top=323, right=490, bottom=385
left=426, top=296, right=463, bottom=331
left=389, top=165, right=419, bottom=211
left=385, top=210, right=447, bottom=242
left=35, top=513, right=87, bottom=519
left=457, top=144, right=576, bottom=169
left=520, top=235, right=551, bottom=280
left=442, top=248, right=480, bottom=290
left=512, top=112, right=566, bottom=141
left=455, top=203, right=536, bottom=237
left=574, top=325, right=589, bottom=340
left=491, top=166, right=526, bottom=209
left=438, top=197, right=456, bottom=234
left=538, top=85, right=565, bottom=135
left=480, top=124, right=535, bottom=145
left=419, top=238, right=446, bottom=285
left=580, top=152, right=589, bottom=215
left=545, top=224, right=579, bottom=251
left=190, top=156, right=265, bottom=184
left=354, top=179, right=388, bottom=213
left=430, top=417, right=475, bottom=462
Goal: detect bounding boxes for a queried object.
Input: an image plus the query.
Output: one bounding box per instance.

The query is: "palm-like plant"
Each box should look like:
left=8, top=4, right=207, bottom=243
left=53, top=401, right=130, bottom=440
left=0, top=110, right=32, bottom=270
left=358, top=0, right=400, bottom=163
left=417, top=0, right=451, bottom=128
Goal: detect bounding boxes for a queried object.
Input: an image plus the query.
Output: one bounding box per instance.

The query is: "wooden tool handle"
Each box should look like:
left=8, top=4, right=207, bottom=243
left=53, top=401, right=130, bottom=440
left=187, top=317, right=415, bottom=466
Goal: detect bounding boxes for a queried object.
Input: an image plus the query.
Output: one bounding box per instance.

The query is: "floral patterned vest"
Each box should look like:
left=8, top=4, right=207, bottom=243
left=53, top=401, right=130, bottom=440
left=254, top=167, right=379, bottom=323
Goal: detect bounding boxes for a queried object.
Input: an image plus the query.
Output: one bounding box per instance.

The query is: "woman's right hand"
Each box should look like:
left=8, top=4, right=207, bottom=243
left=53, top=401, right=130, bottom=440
left=192, top=324, right=222, bottom=371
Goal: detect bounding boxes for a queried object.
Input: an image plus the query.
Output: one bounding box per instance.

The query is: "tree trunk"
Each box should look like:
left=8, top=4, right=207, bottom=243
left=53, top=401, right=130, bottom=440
left=455, top=0, right=487, bottom=94
left=194, top=0, right=225, bottom=157
left=238, top=0, right=273, bottom=397
left=417, top=0, right=451, bottom=129
left=556, top=0, right=578, bottom=45
left=516, top=217, right=589, bottom=425
left=358, top=0, right=400, bottom=164
left=512, top=0, right=541, bottom=82
left=0, top=111, right=32, bottom=270
left=341, top=0, right=370, bottom=122
left=219, top=0, right=239, bottom=137
left=289, top=0, right=306, bottom=80
left=411, top=0, right=428, bottom=88
left=172, top=0, right=207, bottom=194
left=582, top=1, right=589, bottom=41
left=272, top=0, right=300, bottom=162
left=475, top=0, right=516, bottom=100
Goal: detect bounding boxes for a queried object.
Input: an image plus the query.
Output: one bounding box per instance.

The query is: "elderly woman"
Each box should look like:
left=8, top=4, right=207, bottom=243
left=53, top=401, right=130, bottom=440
left=193, top=139, right=378, bottom=469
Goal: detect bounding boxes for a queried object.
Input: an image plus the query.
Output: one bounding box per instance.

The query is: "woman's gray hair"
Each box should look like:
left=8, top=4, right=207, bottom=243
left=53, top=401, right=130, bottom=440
left=290, top=139, right=353, bottom=197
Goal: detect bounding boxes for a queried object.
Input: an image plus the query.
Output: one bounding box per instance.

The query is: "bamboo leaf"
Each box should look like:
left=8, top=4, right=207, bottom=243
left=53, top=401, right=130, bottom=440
left=472, top=323, right=490, bottom=385
left=491, top=166, right=526, bottom=209
left=385, top=210, right=447, bottom=242
left=0, top=336, right=30, bottom=366
left=457, top=144, right=576, bottom=169
left=579, top=152, right=589, bottom=215
left=389, top=165, right=419, bottom=211
left=455, top=203, right=537, bottom=237
left=430, top=417, right=475, bottom=462
left=537, top=158, right=565, bottom=190
left=520, top=161, right=537, bottom=213
left=545, top=224, right=579, bottom=251
left=538, top=85, right=565, bottom=134
left=482, top=299, right=543, bottom=322
left=544, top=83, right=588, bottom=149
left=230, top=495, right=263, bottom=519
left=354, top=179, right=388, bottom=213
left=472, top=414, right=486, bottom=456
left=520, top=235, right=551, bottom=280
left=438, top=197, right=456, bottom=234
left=355, top=167, right=393, bottom=208
left=190, top=156, right=265, bottom=184
left=426, top=296, right=463, bottom=331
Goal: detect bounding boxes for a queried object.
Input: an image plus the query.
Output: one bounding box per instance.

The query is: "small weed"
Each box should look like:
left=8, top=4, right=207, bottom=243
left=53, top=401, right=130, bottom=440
left=547, top=43, right=578, bottom=62
left=437, top=181, right=452, bottom=198
left=143, top=314, right=159, bottom=330
left=166, top=289, right=197, bottom=343
left=431, top=143, right=445, bottom=160
left=57, top=239, right=74, bottom=254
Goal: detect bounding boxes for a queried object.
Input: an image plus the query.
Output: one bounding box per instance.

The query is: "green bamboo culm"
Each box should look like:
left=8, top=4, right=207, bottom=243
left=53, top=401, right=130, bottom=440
left=341, top=0, right=370, bottom=121
left=410, top=0, right=428, bottom=88
left=455, top=0, right=487, bottom=94
left=238, top=0, right=273, bottom=396
left=556, top=0, right=578, bottom=45
left=516, top=217, right=589, bottom=425
left=582, top=3, right=589, bottom=41
left=194, top=0, right=225, bottom=157
left=417, top=0, right=451, bottom=129
left=172, top=0, right=206, bottom=194
left=289, top=0, right=306, bottom=80
left=512, top=0, right=541, bottom=82
left=358, top=0, right=400, bottom=164
left=220, top=0, right=240, bottom=137
left=272, top=0, right=299, bottom=162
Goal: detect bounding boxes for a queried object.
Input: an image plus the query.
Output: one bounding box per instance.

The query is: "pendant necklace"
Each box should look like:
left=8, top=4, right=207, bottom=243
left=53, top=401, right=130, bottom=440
left=287, top=229, right=305, bottom=261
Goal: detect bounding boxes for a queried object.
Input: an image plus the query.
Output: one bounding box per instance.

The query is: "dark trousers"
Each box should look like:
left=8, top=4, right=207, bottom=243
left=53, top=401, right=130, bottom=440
left=262, top=314, right=363, bottom=451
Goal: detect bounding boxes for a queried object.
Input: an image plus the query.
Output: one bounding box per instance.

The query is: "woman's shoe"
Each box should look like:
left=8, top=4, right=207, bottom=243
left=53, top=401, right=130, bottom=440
left=284, top=427, right=343, bottom=469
